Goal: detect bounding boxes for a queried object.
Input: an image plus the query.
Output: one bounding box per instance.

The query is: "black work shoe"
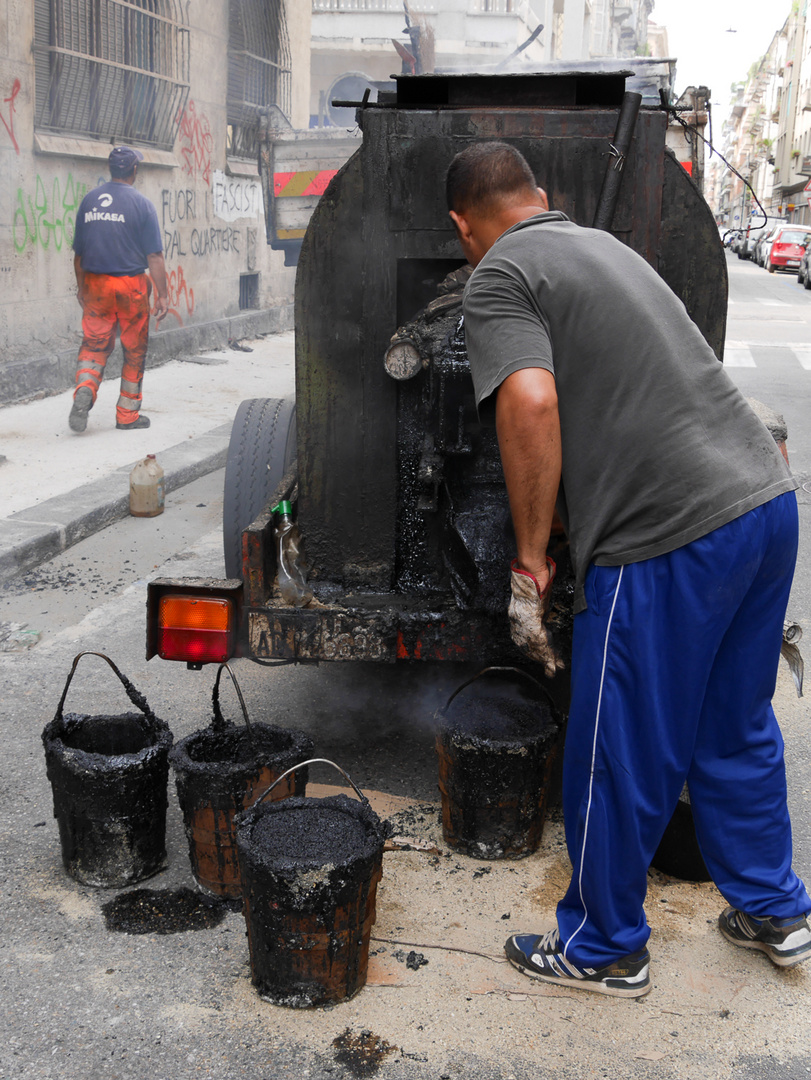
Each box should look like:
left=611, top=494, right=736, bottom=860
left=116, top=414, right=151, bottom=430
left=718, top=906, right=811, bottom=968
left=505, top=929, right=651, bottom=998
left=68, top=387, right=94, bottom=432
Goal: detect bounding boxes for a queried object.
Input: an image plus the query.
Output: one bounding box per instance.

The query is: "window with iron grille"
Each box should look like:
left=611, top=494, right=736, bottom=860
left=33, top=0, right=190, bottom=150
left=228, top=0, right=292, bottom=161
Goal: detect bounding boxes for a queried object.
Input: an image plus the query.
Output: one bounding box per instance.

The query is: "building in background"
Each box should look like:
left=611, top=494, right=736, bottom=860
left=711, top=7, right=811, bottom=230
left=1, top=0, right=310, bottom=406
left=310, top=0, right=656, bottom=128
left=665, top=85, right=710, bottom=192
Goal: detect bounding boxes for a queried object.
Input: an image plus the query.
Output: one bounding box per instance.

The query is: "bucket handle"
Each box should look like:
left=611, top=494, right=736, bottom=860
left=54, top=651, right=157, bottom=726
left=211, top=662, right=252, bottom=733
left=439, top=665, right=557, bottom=717
left=254, top=758, right=370, bottom=808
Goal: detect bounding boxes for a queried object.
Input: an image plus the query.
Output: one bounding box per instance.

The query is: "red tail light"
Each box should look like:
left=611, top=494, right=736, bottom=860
left=157, top=595, right=237, bottom=663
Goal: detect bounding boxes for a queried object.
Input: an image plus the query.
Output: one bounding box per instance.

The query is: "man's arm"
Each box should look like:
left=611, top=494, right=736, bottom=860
left=495, top=366, right=562, bottom=592
left=74, top=254, right=85, bottom=308
left=146, top=252, right=169, bottom=323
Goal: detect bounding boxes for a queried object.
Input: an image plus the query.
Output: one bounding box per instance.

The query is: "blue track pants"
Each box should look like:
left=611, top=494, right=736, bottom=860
left=557, top=491, right=810, bottom=967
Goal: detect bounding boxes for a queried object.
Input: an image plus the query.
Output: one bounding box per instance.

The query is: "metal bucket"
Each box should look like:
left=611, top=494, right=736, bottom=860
left=41, top=652, right=173, bottom=887
left=436, top=666, right=560, bottom=860
left=169, top=663, right=313, bottom=898
left=236, top=760, right=385, bottom=1008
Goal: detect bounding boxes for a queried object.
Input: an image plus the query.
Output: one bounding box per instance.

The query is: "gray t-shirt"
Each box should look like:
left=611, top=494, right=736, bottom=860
left=462, top=211, right=797, bottom=613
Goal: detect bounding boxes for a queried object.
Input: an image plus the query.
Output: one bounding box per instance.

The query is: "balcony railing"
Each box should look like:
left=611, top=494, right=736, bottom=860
left=311, top=0, right=526, bottom=15
left=313, top=0, right=438, bottom=11
left=312, top=0, right=523, bottom=12
left=473, top=0, right=521, bottom=10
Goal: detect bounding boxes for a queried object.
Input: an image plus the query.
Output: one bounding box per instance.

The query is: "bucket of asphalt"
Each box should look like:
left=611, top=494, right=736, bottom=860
left=435, top=666, right=561, bottom=860
left=169, top=662, right=313, bottom=898
left=235, top=759, right=386, bottom=1008
left=41, top=651, right=173, bottom=887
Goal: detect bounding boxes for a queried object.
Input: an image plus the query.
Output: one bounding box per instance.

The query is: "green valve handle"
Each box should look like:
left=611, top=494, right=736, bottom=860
left=272, top=500, right=292, bottom=516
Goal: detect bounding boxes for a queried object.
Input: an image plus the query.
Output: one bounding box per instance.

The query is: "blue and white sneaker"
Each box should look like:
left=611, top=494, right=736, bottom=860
left=718, top=906, right=811, bottom=968
left=505, top=928, right=651, bottom=998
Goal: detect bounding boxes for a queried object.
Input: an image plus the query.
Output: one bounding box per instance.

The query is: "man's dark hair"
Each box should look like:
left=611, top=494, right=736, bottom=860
left=446, top=142, right=539, bottom=214
left=110, top=164, right=137, bottom=180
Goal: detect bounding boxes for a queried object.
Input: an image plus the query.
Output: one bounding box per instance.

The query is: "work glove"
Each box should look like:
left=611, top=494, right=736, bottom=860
left=508, top=558, right=565, bottom=679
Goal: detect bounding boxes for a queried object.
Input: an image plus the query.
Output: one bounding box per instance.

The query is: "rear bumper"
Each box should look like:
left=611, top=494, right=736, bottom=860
left=248, top=595, right=527, bottom=663
left=771, top=253, right=802, bottom=269
left=147, top=578, right=574, bottom=666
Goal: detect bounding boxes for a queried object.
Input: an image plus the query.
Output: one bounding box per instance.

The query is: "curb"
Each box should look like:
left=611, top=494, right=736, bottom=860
left=0, top=423, right=231, bottom=585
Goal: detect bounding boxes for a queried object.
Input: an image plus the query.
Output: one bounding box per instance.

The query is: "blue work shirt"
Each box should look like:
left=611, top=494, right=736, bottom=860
left=73, top=181, right=162, bottom=275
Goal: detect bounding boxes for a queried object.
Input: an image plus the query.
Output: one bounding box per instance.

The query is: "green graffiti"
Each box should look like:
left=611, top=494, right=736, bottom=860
left=13, top=173, right=88, bottom=253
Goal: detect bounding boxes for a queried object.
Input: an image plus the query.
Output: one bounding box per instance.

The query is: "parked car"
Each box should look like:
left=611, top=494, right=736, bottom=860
left=755, top=228, right=780, bottom=267
left=738, top=226, right=759, bottom=260
left=743, top=217, right=786, bottom=261
left=767, top=227, right=810, bottom=273
left=798, top=243, right=811, bottom=288
left=737, top=233, right=756, bottom=259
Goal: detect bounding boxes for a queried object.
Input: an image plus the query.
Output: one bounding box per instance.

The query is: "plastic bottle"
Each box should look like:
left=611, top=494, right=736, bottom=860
left=272, top=500, right=313, bottom=606
left=129, top=455, right=165, bottom=518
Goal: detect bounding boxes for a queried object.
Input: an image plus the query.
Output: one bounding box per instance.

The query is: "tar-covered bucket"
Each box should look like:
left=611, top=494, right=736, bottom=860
left=436, top=666, right=560, bottom=860
left=41, top=652, right=173, bottom=887
left=169, top=663, right=313, bottom=898
left=235, top=759, right=386, bottom=1008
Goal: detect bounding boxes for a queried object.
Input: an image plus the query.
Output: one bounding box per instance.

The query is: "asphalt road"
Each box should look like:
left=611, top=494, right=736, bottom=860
left=724, top=249, right=811, bottom=624
left=4, top=250, right=811, bottom=1079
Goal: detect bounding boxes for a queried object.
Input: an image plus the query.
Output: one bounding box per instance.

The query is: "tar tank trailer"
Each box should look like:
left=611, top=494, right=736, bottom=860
left=146, top=70, right=727, bottom=677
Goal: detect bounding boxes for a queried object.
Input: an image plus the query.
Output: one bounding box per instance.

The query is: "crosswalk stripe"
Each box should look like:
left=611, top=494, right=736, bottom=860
left=723, top=341, right=811, bottom=368
left=724, top=346, right=756, bottom=367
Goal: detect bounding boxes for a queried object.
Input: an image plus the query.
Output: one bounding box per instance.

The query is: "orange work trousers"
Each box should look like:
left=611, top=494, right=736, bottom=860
left=75, top=272, right=150, bottom=425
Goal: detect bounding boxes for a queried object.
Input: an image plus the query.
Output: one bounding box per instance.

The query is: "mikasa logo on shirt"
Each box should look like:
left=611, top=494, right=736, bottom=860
left=86, top=192, right=124, bottom=222
left=85, top=210, right=126, bottom=222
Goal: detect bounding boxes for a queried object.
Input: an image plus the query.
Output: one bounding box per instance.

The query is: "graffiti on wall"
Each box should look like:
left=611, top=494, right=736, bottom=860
left=190, top=227, right=240, bottom=256
left=162, top=186, right=197, bottom=257
left=1, top=78, right=21, bottom=154
left=13, top=174, right=89, bottom=253
left=211, top=170, right=262, bottom=223
left=161, top=186, right=242, bottom=259
left=166, top=264, right=195, bottom=326
left=177, top=100, right=213, bottom=185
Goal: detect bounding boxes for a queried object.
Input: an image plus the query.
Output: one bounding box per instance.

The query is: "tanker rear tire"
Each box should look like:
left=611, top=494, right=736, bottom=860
left=223, top=398, right=296, bottom=580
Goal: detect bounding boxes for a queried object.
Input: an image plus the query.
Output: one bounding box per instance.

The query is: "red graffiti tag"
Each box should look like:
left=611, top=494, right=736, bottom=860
left=176, top=100, right=213, bottom=185
left=1, top=78, right=21, bottom=154
left=165, top=264, right=195, bottom=326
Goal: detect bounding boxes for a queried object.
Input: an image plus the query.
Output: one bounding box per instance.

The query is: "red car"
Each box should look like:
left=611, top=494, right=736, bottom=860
left=767, top=227, right=810, bottom=272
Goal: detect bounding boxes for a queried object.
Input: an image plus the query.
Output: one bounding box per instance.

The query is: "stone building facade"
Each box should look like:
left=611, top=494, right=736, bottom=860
left=1, top=0, right=311, bottom=405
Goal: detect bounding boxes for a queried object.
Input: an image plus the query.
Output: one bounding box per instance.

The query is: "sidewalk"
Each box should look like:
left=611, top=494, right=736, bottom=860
left=0, top=331, right=295, bottom=583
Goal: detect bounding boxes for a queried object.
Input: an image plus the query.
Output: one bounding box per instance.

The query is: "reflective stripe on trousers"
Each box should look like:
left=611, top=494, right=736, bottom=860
left=75, top=272, right=150, bottom=425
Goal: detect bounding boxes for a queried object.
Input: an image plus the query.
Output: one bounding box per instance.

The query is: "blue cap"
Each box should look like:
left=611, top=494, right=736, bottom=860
left=108, top=146, right=144, bottom=175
